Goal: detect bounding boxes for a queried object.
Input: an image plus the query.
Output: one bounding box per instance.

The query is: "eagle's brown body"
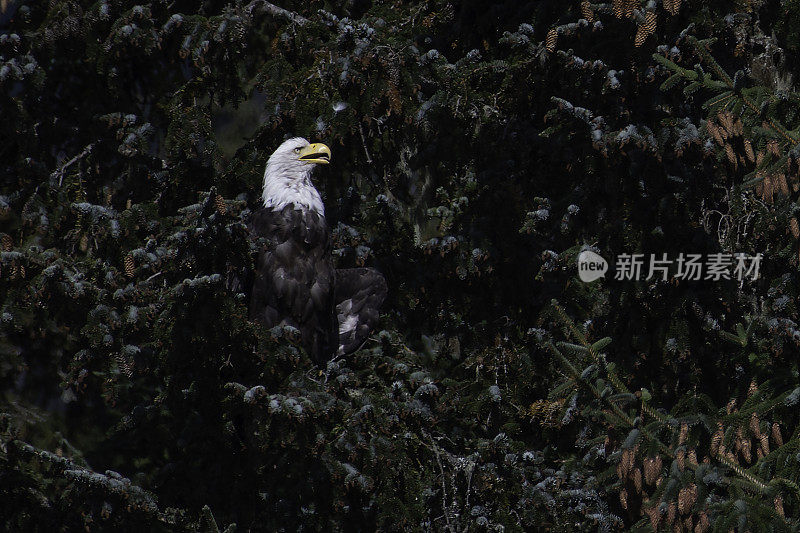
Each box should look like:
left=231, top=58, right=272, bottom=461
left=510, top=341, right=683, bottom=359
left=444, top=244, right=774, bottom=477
left=243, top=138, right=386, bottom=364
left=248, top=204, right=337, bottom=364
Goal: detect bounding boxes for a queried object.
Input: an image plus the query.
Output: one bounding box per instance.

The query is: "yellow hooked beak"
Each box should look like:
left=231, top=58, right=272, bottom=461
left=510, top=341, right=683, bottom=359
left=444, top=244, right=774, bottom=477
left=297, top=143, right=331, bottom=164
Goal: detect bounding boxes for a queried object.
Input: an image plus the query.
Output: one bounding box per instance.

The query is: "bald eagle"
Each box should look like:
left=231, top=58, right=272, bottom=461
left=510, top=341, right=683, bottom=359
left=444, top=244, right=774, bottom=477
left=242, top=137, right=386, bottom=364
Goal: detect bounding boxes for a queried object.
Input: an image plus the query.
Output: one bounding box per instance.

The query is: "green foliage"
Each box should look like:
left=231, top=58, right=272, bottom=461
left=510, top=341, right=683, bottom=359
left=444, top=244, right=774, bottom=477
left=3, top=0, right=800, bottom=531
left=546, top=302, right=800, bottom=531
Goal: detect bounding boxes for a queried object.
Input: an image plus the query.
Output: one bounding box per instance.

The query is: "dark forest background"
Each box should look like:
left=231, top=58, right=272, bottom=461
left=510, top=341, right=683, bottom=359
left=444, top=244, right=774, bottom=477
left=3, top=0, right=800, bottom=531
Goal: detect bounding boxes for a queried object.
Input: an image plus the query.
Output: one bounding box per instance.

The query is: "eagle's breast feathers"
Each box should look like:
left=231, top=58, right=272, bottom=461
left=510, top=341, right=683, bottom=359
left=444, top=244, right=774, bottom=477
left=248, top=205, right=337, bottom=363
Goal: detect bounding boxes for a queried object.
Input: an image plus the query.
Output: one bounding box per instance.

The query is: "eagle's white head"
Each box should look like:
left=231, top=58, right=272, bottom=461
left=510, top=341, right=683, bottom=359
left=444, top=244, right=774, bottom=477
left=262, top=137, right=331, bottom=215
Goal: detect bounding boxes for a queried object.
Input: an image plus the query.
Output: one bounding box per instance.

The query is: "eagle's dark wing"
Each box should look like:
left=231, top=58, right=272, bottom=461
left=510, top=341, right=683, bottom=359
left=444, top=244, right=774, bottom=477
left=248, top=205, right=337, bottom=364
left=334, top=267, right=387, bottom=355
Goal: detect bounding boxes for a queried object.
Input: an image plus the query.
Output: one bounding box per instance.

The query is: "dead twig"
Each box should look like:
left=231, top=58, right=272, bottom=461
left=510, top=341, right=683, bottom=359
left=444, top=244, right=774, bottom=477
left=52, top=144, right=95, bottom=187
left=358, top=123, right=372, bottom=163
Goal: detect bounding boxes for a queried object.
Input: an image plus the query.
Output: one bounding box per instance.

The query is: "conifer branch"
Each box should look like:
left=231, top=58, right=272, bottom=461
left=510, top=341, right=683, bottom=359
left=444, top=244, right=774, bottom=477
left=245, top=1, right=309, bottom=26
left=546, top=301, right=795, bottom=526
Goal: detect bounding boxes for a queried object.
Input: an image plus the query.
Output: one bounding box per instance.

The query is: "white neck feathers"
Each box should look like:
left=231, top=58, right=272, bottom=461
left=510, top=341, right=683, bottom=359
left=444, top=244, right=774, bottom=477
left=261, top=154, right=324, bottom=215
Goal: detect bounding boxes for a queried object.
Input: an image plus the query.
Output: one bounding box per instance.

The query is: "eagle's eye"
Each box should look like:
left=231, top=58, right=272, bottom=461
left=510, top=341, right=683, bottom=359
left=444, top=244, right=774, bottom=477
left=294, top=147, right=301, bottom=153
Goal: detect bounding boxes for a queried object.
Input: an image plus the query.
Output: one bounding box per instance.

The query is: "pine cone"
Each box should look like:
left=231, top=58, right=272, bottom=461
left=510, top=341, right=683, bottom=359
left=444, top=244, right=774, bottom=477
left=643, top=11, right=656, bottom=34
left=744, top=139, right=755, bottom=162
left=215, top=193, right=227, bottom=215
left=749, top=412, right=761, bottom=436
left=581, top=1, right=594, bottom=23
left=679, top=421, right=688, bottom=445
left=0, top=233, right=11, bottom=251
left=757, top=172, right=773, bottom=203
left=772, top=423, right=783, bottom=447
left=740, top=439, right=751, bottom=464
left=760, top=433, right=769, bottom=455
left=775, top=495, right=785, bottom=517
left=664, top=0, right=681, bottom=15
left=634, top=24, right=648, bottom=47
left=777, top=173, right=789, bottom=196
left=644, top=457, right=655, bottom=485
left=617, top=448, right=636, bottom=480
left=695, top=511, right=710, bottom=533
left=115, top=353, right=134, bottom=378
left=124, top=254, right=135, bottom=277
left=767, top=139, right=780, bottom=157
left=706, top=121, right=724, bottom=145
left=710, top=424, right=723, bottom=456
left=687, top=449, right=697, bottom=466
left=646, top=505, right=661, bottom=530
left=677, top=484, right=697, bottom=515
left=725, top=144, right=737, bottom=167
left=737, top=428, right=751, bottom=461
left=546, top=28, right=558, bottom=52
left=642, top=458, right=653, bottom=485
left=718, top=111, right=734, bottom=135
left=726, top=398, right=736, bottom=414
left=726, top=450, right=738, bottom=465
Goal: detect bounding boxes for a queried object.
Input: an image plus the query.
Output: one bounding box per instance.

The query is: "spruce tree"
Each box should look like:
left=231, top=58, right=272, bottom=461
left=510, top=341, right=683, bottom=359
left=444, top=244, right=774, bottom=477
left=3, top=0, right=800, bottom=531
